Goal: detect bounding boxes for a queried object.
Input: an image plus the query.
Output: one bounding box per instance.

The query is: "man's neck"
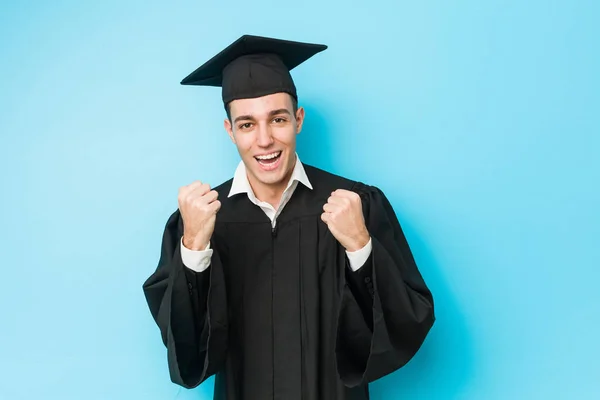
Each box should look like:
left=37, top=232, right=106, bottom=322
left=248, top=167, right=295, bottom=210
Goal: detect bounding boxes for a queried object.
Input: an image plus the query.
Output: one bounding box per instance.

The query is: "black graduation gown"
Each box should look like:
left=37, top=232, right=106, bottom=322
left=142, top=164, right=434, bottom=400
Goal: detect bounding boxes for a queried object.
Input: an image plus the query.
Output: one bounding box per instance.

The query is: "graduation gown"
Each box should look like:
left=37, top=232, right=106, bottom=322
left=142, top=164, right=435, bottom=400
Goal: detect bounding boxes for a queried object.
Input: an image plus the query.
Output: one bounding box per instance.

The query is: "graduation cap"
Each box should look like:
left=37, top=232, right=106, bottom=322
left=180, top=35, right=327, bottom=105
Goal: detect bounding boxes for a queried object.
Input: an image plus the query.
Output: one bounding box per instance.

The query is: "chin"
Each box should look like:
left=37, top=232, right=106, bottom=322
left=256, top=168, right=287, bottom=186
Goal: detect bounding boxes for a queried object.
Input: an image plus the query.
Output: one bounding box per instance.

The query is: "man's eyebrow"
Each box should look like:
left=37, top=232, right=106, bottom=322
left=233, top=109, right=292, bottom=123
left=269, top=108, right=292, bottom=117
left=233, top=115, right=254, bottom=123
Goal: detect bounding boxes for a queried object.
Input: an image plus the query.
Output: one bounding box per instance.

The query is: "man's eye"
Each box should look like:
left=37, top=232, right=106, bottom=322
left=273, top=117, right=286, bottom=123
left=239, top=123, right=253, bottom=129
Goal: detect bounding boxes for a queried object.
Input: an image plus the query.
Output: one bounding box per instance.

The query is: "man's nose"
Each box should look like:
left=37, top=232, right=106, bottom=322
left=256, top=123, right=274, bottom=147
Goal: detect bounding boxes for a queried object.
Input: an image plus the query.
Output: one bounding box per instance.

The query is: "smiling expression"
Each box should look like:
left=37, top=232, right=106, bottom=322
left=224, top=92, right=305, bottom=198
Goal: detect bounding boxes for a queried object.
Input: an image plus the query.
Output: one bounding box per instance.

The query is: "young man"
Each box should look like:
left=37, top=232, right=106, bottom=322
left=143, top=35, right=434, bottom=400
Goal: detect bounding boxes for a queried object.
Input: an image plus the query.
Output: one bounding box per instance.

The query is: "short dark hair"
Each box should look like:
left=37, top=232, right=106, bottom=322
left=225, top=94, right=298, bottom=122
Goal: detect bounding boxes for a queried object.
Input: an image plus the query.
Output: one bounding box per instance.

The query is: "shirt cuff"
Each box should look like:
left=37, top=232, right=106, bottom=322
left=345, top=238, right=372, bottom=272
left=180, top=237, right=213, bottom=272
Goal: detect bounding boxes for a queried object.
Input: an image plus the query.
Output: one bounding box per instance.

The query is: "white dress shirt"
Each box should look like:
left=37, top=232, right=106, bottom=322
left=180, top=155, right=372, bottom=273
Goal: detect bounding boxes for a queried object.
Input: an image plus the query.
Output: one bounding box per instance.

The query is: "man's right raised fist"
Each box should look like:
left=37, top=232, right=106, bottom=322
left=178, top=181, right=221, bottom=251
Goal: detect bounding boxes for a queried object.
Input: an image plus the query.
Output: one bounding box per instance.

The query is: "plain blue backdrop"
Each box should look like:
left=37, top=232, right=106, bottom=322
left=1, top=0, right=598, bottom=399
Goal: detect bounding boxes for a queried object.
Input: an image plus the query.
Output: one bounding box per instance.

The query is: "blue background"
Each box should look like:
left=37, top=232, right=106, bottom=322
left=1, top=0, right=598, bottom=399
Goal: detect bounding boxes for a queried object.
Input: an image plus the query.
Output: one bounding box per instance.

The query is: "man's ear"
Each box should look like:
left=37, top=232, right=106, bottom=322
left=224, top=118, right=236, bottom=144
left=295, top=106, right=306, bottom=134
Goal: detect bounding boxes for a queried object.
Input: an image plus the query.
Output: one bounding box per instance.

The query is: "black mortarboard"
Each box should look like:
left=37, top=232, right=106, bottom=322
left=180, top=35, right=327, bottom=105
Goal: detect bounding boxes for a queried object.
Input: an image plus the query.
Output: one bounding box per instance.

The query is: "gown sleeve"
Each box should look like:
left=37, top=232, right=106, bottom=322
left=142, top=210, right=228, bottom=388
left=336, top=183, right=435, bottom=387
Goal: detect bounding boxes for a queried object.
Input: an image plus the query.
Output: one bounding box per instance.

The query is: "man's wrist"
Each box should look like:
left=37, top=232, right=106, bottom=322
left=182, top=235, right=208, bottom=251
left=346, top=230, right=370, bottom=252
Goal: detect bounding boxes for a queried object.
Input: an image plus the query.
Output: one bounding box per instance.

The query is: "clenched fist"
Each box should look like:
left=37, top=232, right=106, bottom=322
left=321, top=189, right=370, bottom=252
left=178, top=181, right=221, bottom=251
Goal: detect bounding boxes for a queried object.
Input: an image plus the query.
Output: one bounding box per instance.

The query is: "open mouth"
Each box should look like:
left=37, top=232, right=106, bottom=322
left=255, top=151, right=282, bottom=170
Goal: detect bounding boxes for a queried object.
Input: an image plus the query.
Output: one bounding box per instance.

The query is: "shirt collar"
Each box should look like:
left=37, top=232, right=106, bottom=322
left=228, top=153, right=313, bottom=198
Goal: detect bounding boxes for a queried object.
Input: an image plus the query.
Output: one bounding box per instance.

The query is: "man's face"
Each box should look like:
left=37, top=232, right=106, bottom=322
left=224, top=92, right=305, bottom=193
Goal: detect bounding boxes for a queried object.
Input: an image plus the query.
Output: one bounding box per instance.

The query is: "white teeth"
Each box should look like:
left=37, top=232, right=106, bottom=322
left=256, top=152, right=281, bottom=160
